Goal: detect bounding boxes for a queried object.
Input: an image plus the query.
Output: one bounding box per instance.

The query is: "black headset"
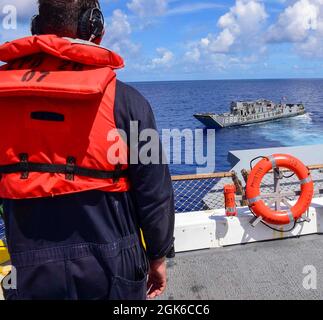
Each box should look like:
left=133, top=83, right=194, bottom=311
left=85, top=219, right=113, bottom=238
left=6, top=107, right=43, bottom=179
left=31, top=1, right=105, bottom=42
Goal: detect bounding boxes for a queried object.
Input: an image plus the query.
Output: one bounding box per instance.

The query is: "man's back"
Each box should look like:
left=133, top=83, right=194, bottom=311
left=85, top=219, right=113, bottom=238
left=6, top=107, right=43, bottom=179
left=0, top=36, right=174, bottom=300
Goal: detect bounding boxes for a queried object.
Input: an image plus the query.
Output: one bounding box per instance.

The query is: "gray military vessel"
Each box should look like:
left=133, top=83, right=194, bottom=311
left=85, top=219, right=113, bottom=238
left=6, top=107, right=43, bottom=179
left=194, top=99, right=306, bottom=129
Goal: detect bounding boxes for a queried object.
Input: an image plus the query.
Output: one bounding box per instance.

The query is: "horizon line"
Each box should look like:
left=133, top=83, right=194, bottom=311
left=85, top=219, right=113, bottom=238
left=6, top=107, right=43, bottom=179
left=126, top=77, right=323, bottom=84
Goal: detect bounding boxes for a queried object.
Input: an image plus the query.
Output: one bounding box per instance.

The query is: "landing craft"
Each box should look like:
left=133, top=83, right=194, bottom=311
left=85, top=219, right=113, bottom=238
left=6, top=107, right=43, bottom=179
left=194, top=99, right=306, bottom=129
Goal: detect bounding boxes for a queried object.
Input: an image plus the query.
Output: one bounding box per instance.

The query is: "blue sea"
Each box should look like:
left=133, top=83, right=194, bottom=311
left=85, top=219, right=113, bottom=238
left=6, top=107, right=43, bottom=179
left=1, top=79, right=323, bottom=240
left=131, top=79, right=323, bottom=175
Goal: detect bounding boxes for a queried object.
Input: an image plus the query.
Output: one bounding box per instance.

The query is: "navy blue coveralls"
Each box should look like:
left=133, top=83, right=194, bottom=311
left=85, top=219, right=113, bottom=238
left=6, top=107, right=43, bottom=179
left=0, top=80, right=175, bottom=300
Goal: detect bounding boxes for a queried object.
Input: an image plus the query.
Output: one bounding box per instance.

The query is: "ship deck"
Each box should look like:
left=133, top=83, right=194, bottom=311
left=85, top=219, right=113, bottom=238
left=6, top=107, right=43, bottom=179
left=1, top=145, right=323, bottom=300
left=160, top=234, right=323, bottom=300
left=1, top=234, right=322, bottom=300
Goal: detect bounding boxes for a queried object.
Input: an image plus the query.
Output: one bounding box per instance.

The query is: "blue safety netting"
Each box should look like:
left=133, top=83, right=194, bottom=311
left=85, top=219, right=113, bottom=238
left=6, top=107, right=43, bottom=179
left=0, top=217, right=5, bottom=241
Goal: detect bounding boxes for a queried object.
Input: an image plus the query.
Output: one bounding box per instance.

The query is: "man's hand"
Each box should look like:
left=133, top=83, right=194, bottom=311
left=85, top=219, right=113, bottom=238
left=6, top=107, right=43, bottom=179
left=147, top=257, right=167, bottom=299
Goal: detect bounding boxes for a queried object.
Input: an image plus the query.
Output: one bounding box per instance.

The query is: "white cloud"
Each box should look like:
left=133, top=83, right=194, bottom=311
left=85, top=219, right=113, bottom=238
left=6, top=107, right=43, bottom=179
left=299, top=34, right=323, bottom=57
left=129, top=47, right=174, bottom=73
left=184, top=47, right=200, bottom=63
left=127, top=0, right=168, bottom=17
left=184, top=0, right=268, bottom=64
left=200, top=29, right=235, bottom=54
left=106, top=9, right=132, bottom=43
left=151, top=47, right=174, bottom=67
left=267, top=0, right=323, bottom=57
left=104, top=9, right=140, bottom=57
left=267, top=0, right=320, bottom=42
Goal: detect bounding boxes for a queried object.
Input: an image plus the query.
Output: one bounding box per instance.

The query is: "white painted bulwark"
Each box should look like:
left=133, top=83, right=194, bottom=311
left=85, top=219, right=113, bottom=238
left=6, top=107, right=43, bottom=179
left=174, top=212, right=217, bottom=252
left=174, top=197, right=323, bottom=253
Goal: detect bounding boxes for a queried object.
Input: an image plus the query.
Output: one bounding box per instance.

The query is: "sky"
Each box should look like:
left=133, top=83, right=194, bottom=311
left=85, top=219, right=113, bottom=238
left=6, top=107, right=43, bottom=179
left=1, top=0, right=323, bottom=81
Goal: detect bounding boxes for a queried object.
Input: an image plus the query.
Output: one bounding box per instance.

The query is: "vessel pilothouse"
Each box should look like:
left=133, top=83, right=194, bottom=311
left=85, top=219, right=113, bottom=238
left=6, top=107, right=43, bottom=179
left=194, top=99, right=306, bottom=129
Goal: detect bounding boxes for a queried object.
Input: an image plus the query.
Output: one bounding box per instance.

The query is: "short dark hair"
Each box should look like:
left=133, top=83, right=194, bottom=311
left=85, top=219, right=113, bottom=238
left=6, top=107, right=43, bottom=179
left=38, top=0, right=98, bottom=37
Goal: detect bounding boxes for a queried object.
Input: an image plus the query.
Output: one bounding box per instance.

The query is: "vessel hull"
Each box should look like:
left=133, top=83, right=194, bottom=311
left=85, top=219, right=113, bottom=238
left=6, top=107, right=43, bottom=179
left=194, top=110, right=306, bottom=129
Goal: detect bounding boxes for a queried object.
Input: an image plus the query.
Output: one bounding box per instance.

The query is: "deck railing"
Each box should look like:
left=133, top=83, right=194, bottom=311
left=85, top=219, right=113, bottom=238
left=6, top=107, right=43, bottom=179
left=171, top=171, right=239, bottom=213
left=171, top=164, right=323, bottom=214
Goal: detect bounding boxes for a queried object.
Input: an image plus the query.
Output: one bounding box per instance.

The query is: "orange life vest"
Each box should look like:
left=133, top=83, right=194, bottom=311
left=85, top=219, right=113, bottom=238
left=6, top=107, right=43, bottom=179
left=0, top=35, right=130, bottom=199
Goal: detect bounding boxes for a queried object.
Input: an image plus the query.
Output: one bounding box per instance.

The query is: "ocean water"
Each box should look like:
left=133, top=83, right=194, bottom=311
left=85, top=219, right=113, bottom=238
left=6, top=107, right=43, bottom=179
left=131, top=79, right=323, bottom=174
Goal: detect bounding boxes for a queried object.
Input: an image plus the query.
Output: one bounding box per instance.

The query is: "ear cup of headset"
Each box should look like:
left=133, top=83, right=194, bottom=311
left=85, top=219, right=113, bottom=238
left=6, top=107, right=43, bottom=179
left=31, top=15, right=41, bottom=35
left=78, top=7, right=104, bottom=41
left=78, top=8, right=92, bottom=40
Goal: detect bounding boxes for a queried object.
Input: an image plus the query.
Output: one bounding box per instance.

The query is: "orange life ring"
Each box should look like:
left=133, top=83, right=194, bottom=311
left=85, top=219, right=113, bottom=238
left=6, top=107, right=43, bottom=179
left=246, top=154, right=314, bottom=225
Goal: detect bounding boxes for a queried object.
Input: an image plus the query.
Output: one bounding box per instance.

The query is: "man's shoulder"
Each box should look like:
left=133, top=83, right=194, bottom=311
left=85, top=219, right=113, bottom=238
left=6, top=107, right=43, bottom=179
left=115, top=80, right=148, bottom=105
left=115, top=80, right=154, bottom=121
